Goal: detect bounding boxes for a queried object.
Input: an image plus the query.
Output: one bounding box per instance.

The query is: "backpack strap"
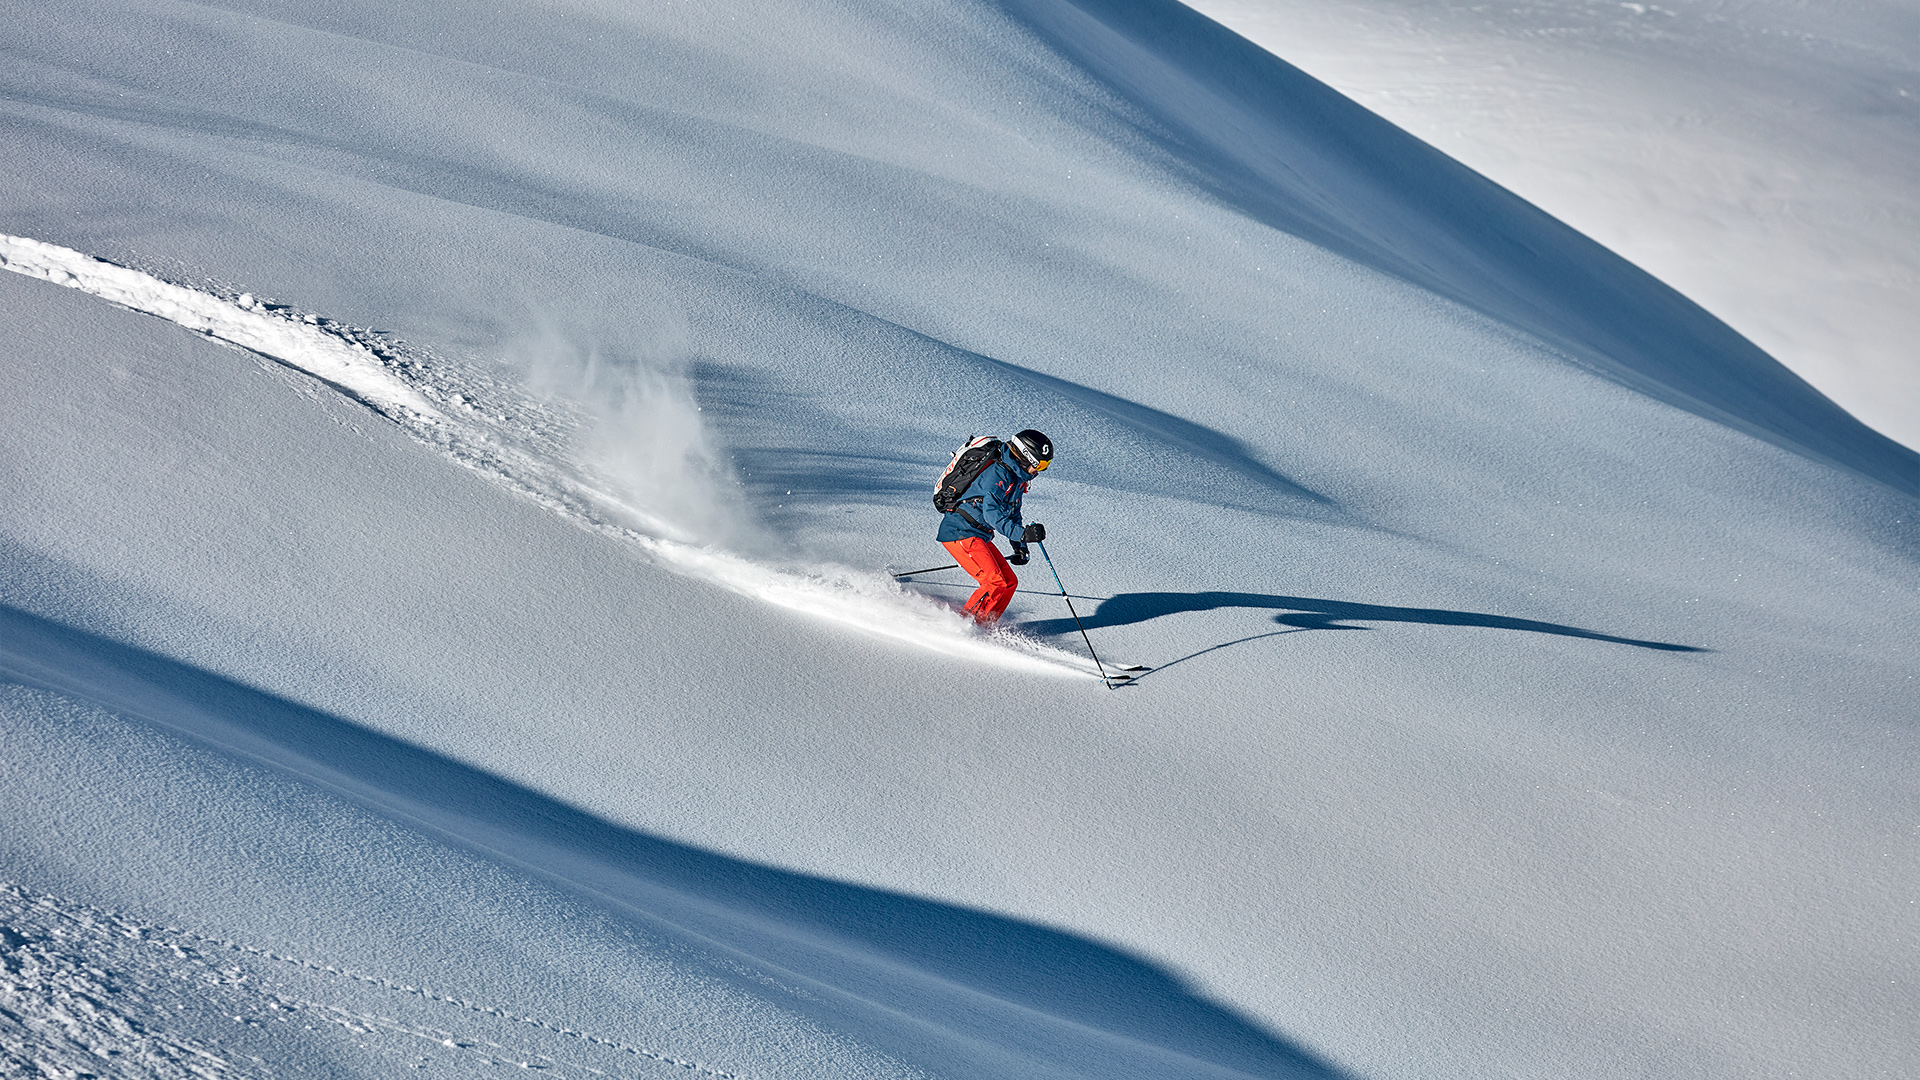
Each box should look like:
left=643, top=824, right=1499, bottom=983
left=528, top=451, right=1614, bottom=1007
left=950, top=496, right=994, bottom=537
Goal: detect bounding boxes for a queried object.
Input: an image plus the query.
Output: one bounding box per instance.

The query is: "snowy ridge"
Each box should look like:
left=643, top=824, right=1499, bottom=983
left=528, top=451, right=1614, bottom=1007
left=0, top=234, right=440, bottom=423
left=1184, top=0, right=1920, bottom=451
left=0, top=627, right=1331, bottom=1080
left=998, top=0, right=1920, bottom=499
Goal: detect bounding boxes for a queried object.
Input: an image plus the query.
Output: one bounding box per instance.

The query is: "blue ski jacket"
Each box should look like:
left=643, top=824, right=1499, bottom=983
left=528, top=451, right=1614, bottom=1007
left=936, top=443, right=1032, bottom=547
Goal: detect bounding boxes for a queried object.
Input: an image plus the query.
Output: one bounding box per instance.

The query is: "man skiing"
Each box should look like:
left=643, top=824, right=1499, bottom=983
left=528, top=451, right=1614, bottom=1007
left=936, top=429, right=1052, bottom=625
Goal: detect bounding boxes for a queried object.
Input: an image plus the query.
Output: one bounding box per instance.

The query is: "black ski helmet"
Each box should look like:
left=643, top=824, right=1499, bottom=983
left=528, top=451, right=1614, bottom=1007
left=1010, top=429, right=1053, bottom=471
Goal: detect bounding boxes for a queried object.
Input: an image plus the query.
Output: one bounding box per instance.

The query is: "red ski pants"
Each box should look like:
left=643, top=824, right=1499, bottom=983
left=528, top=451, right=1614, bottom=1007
left=942, top=537, right=1017, bottom=625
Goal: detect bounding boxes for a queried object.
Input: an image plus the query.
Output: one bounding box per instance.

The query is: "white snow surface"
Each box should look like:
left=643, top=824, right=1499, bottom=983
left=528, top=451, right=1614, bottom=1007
left=0, top=2, right=1916, bottom=1080
left=1186, top=0, right=1920, bottom=450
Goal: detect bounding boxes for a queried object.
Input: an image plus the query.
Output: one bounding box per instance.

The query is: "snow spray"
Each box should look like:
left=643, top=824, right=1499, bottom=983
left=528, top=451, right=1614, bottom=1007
left=509, top=321, right=759, bottom=551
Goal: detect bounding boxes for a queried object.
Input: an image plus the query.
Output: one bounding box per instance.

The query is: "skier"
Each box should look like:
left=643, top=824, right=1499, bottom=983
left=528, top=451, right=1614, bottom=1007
left=936, top=429, right=1053, bottom=625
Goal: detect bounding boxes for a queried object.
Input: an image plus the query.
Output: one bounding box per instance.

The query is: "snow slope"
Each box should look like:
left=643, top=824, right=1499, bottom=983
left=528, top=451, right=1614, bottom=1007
left=1187, top=0, right=1920, bottom=450
left=2, top=1, right=1916, bottom=1079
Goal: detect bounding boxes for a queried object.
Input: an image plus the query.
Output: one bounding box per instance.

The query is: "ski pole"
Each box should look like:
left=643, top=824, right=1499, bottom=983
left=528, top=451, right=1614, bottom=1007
left=893, top=563, right=959, bottom=579
left=1037, top=540, right=1118, bottom=689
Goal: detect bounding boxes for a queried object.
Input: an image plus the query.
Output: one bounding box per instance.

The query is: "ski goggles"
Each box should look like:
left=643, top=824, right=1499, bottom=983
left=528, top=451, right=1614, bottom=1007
left=1030, top=458, right=1050, bottom=472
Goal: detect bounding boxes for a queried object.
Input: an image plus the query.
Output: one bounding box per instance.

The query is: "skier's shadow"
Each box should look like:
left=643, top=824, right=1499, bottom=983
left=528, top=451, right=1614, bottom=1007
left=1023, top=591, right=1707, bottom=654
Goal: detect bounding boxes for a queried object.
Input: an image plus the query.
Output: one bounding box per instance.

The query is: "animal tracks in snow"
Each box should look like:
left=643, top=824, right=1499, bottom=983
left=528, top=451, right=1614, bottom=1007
left=0, top=882, right=747, bottom=1079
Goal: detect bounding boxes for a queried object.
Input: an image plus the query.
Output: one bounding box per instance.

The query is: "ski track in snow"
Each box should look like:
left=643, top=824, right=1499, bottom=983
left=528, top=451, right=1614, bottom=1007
left=0, top=881, right=748, bottom=1080
left=0, top=234, right=1092, bottom=682
left=0, top=234, right=440, bottom=423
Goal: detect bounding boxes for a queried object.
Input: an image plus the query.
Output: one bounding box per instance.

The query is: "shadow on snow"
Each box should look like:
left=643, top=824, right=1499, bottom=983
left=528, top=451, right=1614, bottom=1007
left=1022, top=590, right=1706, bottom=653
left=0, top=603, right=1349, bottom=1080
left=999, top=0, right=1920, bottom=500
left=686, top=351, right=1341, bottom=529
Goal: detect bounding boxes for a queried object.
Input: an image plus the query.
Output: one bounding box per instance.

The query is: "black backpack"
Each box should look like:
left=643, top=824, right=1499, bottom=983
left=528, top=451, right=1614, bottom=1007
left=933, top=436, right=1003, bottom=513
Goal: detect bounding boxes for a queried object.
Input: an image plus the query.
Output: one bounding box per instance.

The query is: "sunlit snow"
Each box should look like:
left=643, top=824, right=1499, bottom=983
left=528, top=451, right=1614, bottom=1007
left=1, top=2, right=1914, bottom=1079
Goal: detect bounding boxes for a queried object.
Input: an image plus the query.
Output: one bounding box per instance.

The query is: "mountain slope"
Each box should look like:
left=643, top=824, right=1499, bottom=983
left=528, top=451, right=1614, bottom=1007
left=1187, top=0, right=1920, bottom=452
left=1, top=2, right=1915, bottom=1078
left=1003, top=0, right=1920, bottom=496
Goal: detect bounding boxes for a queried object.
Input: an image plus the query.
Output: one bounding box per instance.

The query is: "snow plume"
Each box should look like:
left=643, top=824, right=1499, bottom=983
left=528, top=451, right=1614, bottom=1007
left=502, top=326, right=1090, bottom=676
left=508, top=321, right=760, bottom=551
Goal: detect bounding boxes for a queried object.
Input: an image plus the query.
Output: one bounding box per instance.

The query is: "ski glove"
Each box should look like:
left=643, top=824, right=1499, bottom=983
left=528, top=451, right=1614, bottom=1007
left=1008, top=544, right=1030, bottom=566
left=1021, top=523, right=1045, bottom=543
